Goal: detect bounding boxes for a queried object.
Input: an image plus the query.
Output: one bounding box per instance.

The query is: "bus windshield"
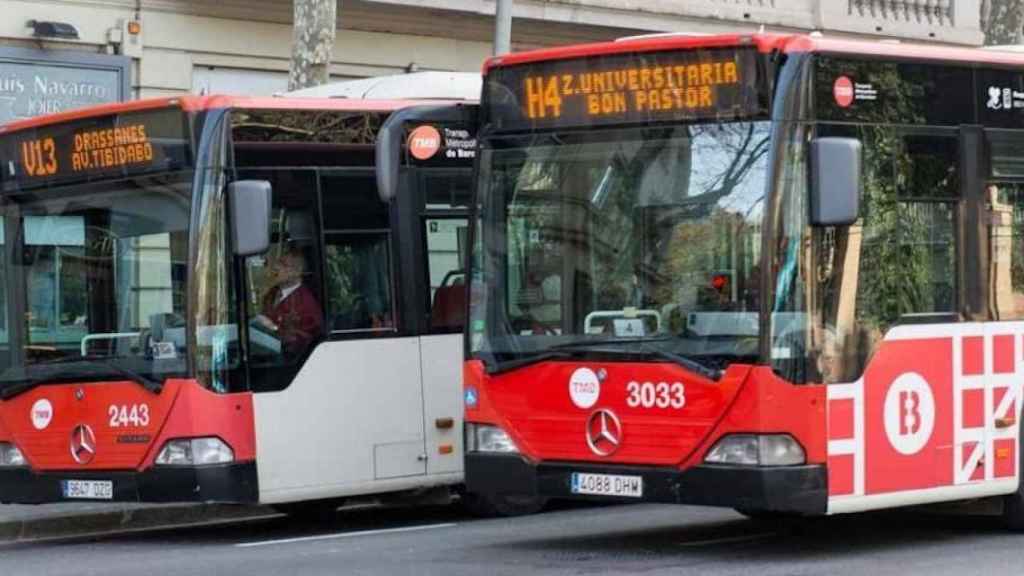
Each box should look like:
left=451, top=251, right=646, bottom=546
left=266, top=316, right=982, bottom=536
left=471, top=122, right=771, bottom=374
left=0, top=171, right=191, bottom=395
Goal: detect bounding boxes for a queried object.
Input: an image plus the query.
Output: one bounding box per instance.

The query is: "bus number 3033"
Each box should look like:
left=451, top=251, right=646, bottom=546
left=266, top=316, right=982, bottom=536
left=626, top=381, right=685, bottom=409
left=108, top=404, right=150, bottom=428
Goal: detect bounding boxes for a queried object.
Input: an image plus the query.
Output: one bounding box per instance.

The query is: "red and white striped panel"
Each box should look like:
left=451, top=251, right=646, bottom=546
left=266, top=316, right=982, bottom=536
left=827, top=323, right=1023, bottom=514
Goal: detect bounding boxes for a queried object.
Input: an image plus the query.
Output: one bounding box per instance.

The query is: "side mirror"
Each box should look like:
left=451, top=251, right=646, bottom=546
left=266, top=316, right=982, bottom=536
left=810, top=137, right=862, bottom=226
left=227, top=180, right=272, bottom=256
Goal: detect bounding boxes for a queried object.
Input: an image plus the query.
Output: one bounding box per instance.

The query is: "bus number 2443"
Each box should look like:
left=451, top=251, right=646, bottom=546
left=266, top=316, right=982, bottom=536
left=108, top=404, right=150, bottom=428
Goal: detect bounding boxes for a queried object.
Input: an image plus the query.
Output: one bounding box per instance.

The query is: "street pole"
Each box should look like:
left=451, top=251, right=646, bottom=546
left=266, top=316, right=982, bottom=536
left=494, top=0, right=512, bottom=56
left=289, top=0, right=337, bottom=91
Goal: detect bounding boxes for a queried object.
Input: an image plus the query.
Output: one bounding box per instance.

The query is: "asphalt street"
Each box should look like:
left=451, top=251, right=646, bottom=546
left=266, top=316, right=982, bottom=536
left=0, top=501, right=1021, bottom=576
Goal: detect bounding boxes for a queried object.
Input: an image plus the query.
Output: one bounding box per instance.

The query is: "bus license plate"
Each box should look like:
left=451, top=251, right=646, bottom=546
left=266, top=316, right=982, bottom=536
left=62, top=480, right=113, bottom=500
left=570, top=472, right=643, bottom=498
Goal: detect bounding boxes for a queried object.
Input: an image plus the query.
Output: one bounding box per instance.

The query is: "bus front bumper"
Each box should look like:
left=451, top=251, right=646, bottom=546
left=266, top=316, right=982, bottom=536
left=466, top=453, right=827, bottom=515
left=0, top=461, right=258, bottom=504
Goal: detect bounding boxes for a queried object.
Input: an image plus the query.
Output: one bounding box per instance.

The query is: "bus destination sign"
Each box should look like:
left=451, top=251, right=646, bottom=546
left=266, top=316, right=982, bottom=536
left=486, top=47, right=767, bottom=131
left=21, top=123, right=154, bottom=177
left=2, top=108, right=190, bottom=191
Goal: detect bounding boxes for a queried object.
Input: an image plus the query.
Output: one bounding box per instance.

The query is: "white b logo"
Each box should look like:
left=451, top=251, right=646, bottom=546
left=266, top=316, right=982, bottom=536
left=31, top=399, right=53, bottom=430
left=883, top=372, right=935, bottom=455
left=569, top=368, right=601, bottom=409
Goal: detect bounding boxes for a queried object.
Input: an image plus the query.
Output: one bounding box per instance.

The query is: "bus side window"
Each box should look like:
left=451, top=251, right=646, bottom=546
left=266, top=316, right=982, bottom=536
left=985, top=131, right=1024, bottom=321
left=426, top=218, right=468, bottom=333
left=815, top=125, right=959, bottom=383
left=320, top=174, right=395, bottom=334
left=986, top=182, right=1024, bottom=320
left=240, top=169, right=325, bottom=393
left=324, top=233, right=394, bottom=332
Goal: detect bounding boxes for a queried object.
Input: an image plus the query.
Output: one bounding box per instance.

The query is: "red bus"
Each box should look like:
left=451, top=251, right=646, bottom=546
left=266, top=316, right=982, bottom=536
left=464, top=33, right=1024, bottom=527
left=0, top=93, right=507, bottom=513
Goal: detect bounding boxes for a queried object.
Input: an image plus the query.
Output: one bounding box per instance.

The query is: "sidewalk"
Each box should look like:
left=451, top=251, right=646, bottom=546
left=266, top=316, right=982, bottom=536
left=0, top=502, right=274, bottom=542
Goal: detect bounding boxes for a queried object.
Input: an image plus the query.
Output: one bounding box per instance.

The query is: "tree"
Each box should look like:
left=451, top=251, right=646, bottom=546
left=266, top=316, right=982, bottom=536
left=289, top=0, right=337, bottom=91
left=981, top=0, right=1024, bottom=45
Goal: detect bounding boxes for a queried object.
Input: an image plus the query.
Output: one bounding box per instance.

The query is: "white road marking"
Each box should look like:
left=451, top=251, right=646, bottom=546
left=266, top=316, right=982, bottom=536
left=676, top=532, right=776, bottom=547
left=235, top=522, right=457, bottom=548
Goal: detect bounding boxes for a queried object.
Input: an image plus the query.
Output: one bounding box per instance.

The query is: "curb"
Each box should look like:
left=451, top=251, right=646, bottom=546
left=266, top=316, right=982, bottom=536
left=0, top=504, right=277, bottom=543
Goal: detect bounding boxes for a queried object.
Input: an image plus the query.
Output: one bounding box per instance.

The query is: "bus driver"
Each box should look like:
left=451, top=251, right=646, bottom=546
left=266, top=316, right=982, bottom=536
left=253, top=248, right=324, bottom=361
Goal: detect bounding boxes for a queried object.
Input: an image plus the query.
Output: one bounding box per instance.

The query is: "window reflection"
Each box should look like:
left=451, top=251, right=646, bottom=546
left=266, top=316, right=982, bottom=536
left=325, top=233, right=393, bottom=332
left=426, top=217, right=468, bottom=332
left=988, top=182, right=1024, bottom=320
left=806, top=125, right=960, bottom=384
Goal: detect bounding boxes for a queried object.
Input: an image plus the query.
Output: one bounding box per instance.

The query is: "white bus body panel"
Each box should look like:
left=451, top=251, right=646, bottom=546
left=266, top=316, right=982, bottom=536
left=419, top=334, right=464, bottom=476
left=253, top=336, right=463, bottom=504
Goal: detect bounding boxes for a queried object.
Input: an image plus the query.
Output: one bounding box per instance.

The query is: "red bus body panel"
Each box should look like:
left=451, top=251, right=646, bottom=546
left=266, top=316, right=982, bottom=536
left=0, top=379, right=254, bottom=471
left=465, top=360, right=825, bottom=469
left=825, top=324, right=1023, bottom=513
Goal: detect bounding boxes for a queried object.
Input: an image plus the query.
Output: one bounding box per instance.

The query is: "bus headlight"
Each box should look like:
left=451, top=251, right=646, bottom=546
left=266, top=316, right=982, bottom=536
left=0, top=442, right=26, bottom=467
left=465, top=423, right=519, bottom=454
left=155, top=437, right=234, bottom=466
left=704, top=434, right=805, bottom=466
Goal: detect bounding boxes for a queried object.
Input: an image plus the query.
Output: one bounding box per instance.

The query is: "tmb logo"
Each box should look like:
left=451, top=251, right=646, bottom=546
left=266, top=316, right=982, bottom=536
left=407, top=125, right=442, bottom=161
left=31, top=398, right=53, bottom=430
left=833, top=76, right=854, bottom=108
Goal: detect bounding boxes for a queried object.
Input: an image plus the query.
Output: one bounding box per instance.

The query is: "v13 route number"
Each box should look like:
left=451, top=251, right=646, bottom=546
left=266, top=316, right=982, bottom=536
left=626, top=381, right=685, bottom=409
left=108, top=404, right=150, bottom=428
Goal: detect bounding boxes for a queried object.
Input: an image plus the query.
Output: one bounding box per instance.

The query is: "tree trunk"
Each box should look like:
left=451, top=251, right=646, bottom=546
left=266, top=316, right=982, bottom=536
left=288, top=0, right=337, bottom=91
left=981, top=0, right=1024, bottom=45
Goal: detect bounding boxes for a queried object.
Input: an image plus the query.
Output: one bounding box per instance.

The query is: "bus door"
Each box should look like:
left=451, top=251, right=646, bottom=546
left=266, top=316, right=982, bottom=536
left=417, top=170, right=471, bottom=476
left=243, top=166, right=427, bottom=503
left=318, top=170, right=428, bottom=482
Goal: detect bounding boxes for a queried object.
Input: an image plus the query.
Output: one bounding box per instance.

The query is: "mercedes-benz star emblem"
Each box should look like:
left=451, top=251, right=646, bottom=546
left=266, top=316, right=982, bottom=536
left=585, top=409, right=622, bottom=457
left=70, top=424, right=96, bottom=465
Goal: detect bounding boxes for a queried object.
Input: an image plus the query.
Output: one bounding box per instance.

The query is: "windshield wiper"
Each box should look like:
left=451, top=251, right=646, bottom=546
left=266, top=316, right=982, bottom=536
left=548, top=338, right=723, bottom=381
left=0, top=370, right=93, bottom=400
left=635, top=347, right=723, bottom=381
left=0, top=358, right=164, bottom=400
left=547, top=336, right=675, bottom=350
left=485, top=337, right=723, bottom=380
left=92, top=360, right=164, bottom=395
left=485, top=351, right=576, bottom=375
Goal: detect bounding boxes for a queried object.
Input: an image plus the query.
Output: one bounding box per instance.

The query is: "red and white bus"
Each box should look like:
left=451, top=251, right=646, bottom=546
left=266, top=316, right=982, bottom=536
left=464, top=33, right=1024, bottom=527
left=0, top=92, right=509, bottom=513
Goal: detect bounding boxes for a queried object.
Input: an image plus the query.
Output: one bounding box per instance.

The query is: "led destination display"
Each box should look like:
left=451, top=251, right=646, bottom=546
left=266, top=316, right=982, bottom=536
left=21, top=123, right=154, bottom=178
left=486, top=47, right=767, bottom=131
left=1, top=108, right=190, bottom=191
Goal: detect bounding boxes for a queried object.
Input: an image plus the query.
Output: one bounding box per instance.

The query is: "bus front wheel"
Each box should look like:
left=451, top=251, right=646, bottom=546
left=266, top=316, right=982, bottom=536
left=462, top=492, right=547, bottom=517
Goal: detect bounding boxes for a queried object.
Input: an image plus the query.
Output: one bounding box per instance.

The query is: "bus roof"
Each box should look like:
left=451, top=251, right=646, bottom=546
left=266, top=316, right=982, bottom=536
left=483, top=33, right=1024, bottom=73
left=0, top=94, right=461, bottom=135
left=282, top=71, right=480, bottom=100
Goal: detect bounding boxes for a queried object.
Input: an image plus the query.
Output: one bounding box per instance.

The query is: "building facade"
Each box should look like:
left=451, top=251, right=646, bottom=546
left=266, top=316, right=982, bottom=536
left=0, top=0, right=986, bottom=123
